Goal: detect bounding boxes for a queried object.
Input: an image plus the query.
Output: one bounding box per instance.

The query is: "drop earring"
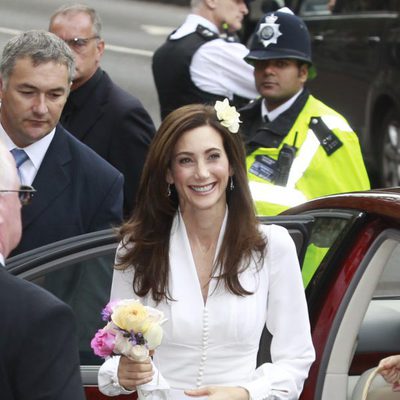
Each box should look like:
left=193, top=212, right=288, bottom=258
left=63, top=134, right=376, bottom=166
left=230, top=176, right=234, bottom=191
left=167, top=184, right=171, bottom=197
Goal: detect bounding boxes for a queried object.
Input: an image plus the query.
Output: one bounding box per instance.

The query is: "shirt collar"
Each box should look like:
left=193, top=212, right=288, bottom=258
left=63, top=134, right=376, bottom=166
left=262, top=88, right=304, bottom=122
left=264, top=88, right=310, bottom=138
left=0, top=253, right=4, bottom=267
left=170, top=14, right=219, bottom=40
left=0, top=123, right=55, bottom=172
left=245, top=89, right=310, bottom=151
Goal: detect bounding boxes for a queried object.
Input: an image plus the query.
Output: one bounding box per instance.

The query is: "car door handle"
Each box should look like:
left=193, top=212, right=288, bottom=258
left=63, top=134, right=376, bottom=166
left=367, top=36, right=381, bottom=44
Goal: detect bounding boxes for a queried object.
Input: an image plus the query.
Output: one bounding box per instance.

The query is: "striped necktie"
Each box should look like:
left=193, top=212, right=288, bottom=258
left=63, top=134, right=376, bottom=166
left=10, top=148, right=29, bottom=182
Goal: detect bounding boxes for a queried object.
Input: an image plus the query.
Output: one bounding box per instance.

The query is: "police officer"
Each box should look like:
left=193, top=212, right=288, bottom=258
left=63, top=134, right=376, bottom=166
left=241, top=8, right=370, bottom=217
left=241, top=8, right=370, bottom=288
left=152, top=0, right=258, bottom=120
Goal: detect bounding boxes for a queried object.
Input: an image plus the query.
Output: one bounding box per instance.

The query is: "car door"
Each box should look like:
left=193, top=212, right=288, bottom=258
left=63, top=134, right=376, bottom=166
left=317, top=229, right=400, bottom=400
left=288, top=190, right=400, bottom=400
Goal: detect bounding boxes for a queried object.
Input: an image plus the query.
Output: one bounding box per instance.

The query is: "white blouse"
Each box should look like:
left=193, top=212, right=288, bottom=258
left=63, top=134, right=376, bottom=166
left=98, top=212, right=315, bottom=400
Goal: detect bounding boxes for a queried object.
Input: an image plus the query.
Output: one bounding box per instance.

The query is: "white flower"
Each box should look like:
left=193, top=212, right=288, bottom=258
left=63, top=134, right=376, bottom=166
left=144, top=323, right=163, bottom=350
left=214, top=98, right=242, bottom=133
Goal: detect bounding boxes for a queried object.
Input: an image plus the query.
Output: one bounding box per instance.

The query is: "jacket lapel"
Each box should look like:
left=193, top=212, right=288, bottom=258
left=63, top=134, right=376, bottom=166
left=22, top=125, right=71, bottom=230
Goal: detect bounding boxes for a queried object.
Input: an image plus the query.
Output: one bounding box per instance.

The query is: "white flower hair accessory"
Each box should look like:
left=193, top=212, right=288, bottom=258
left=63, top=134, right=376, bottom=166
left=214, top=98, right=242, bottom=133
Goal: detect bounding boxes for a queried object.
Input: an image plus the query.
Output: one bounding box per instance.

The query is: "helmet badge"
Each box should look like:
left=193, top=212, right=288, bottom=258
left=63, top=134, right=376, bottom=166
left=257, top=14, right=282, bottom=48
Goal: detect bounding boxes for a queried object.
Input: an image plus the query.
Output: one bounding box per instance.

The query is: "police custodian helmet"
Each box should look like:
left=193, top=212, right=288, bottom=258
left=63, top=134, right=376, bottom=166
left=245, top=8, right=316, bottom=78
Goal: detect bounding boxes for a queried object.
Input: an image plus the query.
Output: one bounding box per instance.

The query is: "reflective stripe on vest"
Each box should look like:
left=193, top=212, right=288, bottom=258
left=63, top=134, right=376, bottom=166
left=287, top=128, right=320, bottom=189
left=287, top=113, right=348, bottom=187
left=249, top=181, right=307, bottom=207
left=320, top=114, right=352, bottom=132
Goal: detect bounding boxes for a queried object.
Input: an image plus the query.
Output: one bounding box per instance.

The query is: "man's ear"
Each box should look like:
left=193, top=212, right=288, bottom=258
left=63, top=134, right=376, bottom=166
left=96, top=39, right=105, bottom=57
left=299, top=64, right=309, bottom=83
left=204, top=0, right=217, bottom=10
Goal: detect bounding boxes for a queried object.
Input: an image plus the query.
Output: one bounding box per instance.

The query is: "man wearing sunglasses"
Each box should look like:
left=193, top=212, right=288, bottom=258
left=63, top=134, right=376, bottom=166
left=0, top=30, right=124, bottom=256
left=0, top=142, right=85, bottom=400
left=49, top=4, right=155, bottom=218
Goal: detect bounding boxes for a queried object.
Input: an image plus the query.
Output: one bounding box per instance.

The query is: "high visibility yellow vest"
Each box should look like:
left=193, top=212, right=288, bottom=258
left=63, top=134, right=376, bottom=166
left=246, top=95, right=370, bottom=216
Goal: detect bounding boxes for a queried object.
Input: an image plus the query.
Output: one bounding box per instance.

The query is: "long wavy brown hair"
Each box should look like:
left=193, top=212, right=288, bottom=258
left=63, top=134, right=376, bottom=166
left=116, top=103, right=267, bottom=303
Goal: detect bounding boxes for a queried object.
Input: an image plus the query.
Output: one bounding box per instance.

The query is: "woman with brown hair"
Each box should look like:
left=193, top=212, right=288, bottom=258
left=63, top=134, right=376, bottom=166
left=98, top=100, right=314, bottom=400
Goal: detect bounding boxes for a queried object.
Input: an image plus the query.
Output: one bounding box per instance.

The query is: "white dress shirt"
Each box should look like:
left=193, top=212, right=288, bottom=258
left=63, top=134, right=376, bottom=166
left=0, top=124, right=55, bottom=186
left=170, top=14, right=258, bottom=101
left=98, top=211, right=315, bottom=400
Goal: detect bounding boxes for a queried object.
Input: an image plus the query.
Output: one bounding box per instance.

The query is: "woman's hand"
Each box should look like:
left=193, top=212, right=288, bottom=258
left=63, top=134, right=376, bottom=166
left=378, top=355, right=400, bottom=392
left=117, top=355, right=154, bottom=390
left=185, top=386, right=249, bottom=400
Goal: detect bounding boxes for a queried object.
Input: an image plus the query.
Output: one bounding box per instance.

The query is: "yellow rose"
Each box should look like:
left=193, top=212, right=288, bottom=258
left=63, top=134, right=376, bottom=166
left=111, top=301, right=149, bottom=333
left=214, top=98, right=241, bottom=133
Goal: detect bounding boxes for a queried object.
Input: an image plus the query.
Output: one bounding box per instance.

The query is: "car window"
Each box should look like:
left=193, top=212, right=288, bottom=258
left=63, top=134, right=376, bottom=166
left=301, top=212, right=360, bottom=288
left=33, top=252, right=116, bottom=365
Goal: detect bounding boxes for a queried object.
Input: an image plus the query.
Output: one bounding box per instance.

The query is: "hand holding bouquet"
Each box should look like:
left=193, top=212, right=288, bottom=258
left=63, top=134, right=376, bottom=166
left=91, top=299, right=166, bottom=362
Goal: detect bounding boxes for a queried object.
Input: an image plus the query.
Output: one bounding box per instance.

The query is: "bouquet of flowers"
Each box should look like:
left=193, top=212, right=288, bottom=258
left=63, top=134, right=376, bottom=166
left=91, top=299, right=166, bottom=361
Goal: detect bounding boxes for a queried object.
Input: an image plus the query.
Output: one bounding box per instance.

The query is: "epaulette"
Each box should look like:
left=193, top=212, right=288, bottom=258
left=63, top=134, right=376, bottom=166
left=196, top=25, right=219, bottom=40
left=309, top=116, right=343, bottom=155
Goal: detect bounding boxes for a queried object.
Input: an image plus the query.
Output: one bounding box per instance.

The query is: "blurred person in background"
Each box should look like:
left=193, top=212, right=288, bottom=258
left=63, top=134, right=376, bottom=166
left=50, top=4, right=155, bottom=218
left=152, top=0, right=259, bottom=120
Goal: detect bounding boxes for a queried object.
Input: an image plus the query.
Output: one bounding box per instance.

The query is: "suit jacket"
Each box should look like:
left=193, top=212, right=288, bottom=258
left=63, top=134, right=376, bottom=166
left=61, top=68, right=155, bottom=217
left=10, top=124, right=123, bottom=256
left=0, top=267, right=85, bottom=400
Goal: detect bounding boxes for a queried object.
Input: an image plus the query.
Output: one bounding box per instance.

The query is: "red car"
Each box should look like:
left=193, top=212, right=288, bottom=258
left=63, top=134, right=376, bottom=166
left=7, top=188, right=400, bottom=399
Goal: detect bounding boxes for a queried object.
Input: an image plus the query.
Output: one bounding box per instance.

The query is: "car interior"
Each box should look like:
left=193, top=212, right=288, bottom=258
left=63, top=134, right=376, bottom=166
left=318, top=230, right=400, bottom=400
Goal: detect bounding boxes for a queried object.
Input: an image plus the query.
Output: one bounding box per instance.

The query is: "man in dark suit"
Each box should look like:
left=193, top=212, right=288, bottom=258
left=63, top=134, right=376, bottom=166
left=49, top=4, right=155, bottom=217
left=0, top=142, right=85, bottom=400
left=0, top=30, right=123, bottom=257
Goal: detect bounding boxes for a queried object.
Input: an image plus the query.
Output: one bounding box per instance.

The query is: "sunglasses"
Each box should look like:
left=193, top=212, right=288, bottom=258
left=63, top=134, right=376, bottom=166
left=0, top=185, right=36, bottom=206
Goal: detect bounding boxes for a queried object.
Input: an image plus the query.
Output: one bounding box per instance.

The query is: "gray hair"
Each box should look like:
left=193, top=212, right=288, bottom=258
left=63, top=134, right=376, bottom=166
left=0, top=30, right=75, bottom=85
left=49, top=4, right=102, bottom=37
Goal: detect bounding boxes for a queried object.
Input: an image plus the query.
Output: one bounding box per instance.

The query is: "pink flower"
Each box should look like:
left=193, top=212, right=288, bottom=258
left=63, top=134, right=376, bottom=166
left=90, top=328, right=116, bottom=358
